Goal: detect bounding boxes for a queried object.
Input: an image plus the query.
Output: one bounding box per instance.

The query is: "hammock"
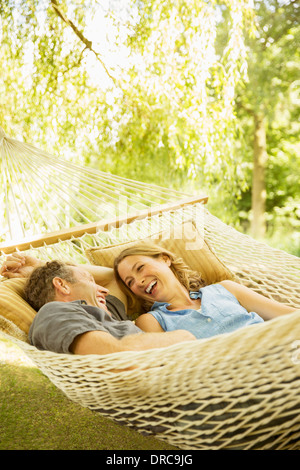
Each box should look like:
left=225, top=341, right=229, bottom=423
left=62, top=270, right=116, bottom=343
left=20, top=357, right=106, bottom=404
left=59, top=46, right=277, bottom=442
left=0, top=127, right=299, bottom=450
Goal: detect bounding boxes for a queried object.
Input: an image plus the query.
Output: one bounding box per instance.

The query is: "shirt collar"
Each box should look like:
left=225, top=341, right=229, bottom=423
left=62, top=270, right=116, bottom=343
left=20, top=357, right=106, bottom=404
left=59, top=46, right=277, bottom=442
left=151, top=290, right=202, bottom=309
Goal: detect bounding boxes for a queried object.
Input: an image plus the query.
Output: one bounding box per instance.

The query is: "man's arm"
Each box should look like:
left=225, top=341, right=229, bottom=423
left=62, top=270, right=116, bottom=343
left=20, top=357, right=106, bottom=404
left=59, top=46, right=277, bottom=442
left=0, top=253, right=43, bottom=278
left=70, top=329, right=196, bottom=355
left=1, top=254, right=115, bottom=287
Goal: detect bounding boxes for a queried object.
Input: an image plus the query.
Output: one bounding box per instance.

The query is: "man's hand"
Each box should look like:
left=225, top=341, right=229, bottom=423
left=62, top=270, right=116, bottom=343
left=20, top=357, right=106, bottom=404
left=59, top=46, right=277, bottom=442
left=0, top=253, right=44, bottom=279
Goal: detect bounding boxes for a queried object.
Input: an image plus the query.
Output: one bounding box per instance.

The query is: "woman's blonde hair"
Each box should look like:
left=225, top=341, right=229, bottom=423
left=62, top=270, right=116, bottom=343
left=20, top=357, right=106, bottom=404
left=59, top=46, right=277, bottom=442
left=113, top=241, right=206, bottom=313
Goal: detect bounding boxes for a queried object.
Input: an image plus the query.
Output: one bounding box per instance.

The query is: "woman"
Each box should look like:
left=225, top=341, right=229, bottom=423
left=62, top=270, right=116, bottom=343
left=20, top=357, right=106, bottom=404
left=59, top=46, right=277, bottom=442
left=114, top=242, right=296, bottom=339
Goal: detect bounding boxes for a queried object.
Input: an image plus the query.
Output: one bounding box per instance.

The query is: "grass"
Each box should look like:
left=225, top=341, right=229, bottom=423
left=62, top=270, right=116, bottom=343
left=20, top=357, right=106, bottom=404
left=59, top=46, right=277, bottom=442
left=0, top=343, right=177, bottom=451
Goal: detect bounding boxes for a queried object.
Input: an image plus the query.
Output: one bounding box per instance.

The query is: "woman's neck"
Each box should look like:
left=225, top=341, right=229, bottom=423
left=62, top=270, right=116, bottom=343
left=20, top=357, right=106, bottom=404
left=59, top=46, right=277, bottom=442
left=165, top=285, right=200, bottom=311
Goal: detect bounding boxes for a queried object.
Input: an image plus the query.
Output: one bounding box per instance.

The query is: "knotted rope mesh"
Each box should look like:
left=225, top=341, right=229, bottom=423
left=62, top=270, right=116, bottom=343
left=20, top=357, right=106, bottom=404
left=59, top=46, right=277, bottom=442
left=0, top=127, right=299, bottom=449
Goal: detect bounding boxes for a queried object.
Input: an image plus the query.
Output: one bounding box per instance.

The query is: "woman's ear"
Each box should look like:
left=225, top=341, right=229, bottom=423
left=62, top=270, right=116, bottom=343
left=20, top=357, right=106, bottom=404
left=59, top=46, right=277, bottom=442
left=161, top=254, right=171, bottom=266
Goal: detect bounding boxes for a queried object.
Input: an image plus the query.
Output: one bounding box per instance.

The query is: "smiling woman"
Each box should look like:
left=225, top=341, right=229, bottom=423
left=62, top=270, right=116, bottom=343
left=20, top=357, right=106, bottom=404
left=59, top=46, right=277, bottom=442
left=114, top=242, right=206, bottom=311
left=117, top=254, right=196, bottom=307
left=114, top=242, right=297, bottom=339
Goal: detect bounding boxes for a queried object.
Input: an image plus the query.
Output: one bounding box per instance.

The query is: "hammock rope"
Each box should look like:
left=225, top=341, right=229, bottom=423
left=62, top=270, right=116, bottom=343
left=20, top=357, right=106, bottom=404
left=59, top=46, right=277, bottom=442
left=0, top=126, right=192, bottom=243
left=0, top=126, right=299, bottom=450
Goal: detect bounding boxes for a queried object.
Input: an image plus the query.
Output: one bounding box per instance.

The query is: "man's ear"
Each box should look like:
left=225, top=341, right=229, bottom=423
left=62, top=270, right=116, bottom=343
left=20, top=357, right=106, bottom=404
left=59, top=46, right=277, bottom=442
left=52, top=277, right=71, bottom=295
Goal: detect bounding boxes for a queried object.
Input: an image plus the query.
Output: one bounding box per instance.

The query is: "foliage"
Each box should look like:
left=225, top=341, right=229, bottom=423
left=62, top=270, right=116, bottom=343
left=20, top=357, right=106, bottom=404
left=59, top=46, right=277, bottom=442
left=0, top=0, right=254, bottom=183
left=0, top=0, right=298, bottom=253
left=233, top=0, right=299, bottom=244
left=0, top=0, right=103, bottom=158
left=103, top=0, right=254, bottom=196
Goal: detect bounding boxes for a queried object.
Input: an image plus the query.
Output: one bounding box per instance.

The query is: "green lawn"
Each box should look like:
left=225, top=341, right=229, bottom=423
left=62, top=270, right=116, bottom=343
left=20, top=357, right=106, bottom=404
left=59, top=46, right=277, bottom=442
left=0, top=361, right=177, bottom=451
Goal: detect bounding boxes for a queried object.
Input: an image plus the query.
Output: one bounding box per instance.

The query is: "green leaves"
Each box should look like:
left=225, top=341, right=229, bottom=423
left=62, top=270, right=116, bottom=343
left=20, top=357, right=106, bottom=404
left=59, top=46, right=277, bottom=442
left=109, top=0, right=254, bottom=193
left=0, top=0, right=297, bottom=248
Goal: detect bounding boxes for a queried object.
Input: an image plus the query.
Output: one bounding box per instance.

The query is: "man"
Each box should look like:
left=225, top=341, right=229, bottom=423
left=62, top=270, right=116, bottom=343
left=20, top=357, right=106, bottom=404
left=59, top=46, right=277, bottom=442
left=1, top=254, right=195, bottom=355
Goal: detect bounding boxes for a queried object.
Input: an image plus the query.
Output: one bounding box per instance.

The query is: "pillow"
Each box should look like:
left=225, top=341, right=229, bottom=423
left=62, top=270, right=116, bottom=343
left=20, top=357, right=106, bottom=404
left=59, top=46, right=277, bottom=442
left=86, top=221, right=232, bottom=313
left=0, top=278, right=37, bottom=335
left=0, top=315, right=29, bottom=343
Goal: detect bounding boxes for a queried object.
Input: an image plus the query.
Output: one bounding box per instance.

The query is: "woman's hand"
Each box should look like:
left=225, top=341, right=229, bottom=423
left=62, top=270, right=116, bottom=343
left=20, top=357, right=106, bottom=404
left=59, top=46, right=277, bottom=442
left=0, top=253, right=44, bottom=279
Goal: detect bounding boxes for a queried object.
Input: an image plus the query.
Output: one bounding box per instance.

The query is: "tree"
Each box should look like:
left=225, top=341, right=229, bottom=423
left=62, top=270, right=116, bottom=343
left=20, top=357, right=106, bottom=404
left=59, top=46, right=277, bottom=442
left=0, top=0, right=255, bottom=186
left=235, top=0, right=299, bottom=239
left=2, top=1, right=297, bottom=252
left=92, top=0, right=257, bottom=205
left=0, top=0, right=109, bottom=154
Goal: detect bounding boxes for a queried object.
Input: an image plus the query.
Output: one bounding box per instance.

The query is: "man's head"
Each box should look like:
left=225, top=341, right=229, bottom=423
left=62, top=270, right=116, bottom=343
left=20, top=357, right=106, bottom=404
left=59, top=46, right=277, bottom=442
left=24, top=260, right=109, bottom=311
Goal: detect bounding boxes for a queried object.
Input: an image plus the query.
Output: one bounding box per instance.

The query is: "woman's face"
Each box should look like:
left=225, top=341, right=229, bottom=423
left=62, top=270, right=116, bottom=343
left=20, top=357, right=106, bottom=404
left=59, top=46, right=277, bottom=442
left=117, top=254, right=182, bottom=303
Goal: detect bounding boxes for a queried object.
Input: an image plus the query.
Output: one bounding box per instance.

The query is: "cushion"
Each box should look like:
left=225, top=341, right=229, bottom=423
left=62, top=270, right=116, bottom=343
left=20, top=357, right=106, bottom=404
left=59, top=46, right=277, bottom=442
left=86, top=221, right=232, bottom=308
left=0, top=315, right=29, bottom=342
left=0, top=278, right=37, bottom=335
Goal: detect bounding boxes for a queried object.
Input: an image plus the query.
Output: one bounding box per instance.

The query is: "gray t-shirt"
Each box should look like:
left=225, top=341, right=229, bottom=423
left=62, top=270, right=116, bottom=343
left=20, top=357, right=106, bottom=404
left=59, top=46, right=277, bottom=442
left=28, top=295, right=142, bottom=354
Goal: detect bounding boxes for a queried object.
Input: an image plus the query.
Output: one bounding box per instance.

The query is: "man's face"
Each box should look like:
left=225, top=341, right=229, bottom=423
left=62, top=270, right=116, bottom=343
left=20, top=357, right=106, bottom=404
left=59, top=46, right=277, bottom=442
left=66, top=266, right=109, bottom=311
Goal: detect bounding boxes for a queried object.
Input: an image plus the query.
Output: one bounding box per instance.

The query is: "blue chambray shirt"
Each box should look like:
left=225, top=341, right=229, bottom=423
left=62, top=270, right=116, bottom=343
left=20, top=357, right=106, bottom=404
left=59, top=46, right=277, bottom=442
left=149, top=284, right=264, bottom=339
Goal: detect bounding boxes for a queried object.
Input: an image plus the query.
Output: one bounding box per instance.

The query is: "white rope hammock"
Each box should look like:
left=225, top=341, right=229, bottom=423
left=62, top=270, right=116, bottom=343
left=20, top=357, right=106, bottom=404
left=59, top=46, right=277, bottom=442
left=0, top=126, right=193, bottom=242
left=0, top=127, right=299, bottom=450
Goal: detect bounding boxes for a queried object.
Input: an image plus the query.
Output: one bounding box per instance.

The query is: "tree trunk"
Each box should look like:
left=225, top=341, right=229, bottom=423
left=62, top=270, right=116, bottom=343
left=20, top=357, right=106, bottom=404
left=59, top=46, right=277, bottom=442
left=251, top=113, right=267, bottom=239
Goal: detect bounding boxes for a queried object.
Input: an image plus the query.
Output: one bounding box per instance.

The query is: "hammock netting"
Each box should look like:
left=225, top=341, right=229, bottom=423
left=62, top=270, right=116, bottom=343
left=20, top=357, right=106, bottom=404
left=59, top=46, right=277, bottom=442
left=0, top=126, right=299, bottom=450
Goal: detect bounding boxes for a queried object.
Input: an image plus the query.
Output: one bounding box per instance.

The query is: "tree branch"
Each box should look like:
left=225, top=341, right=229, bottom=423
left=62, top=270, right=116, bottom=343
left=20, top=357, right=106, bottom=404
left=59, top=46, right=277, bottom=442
left=50, top=0, right=117, bottom=84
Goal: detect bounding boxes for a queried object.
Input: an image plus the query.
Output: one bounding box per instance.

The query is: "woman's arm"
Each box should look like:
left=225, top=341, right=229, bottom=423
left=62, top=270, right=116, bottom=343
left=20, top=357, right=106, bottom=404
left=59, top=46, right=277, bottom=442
left=219, top=280, right=297, bottom=320
left=82, top=264, right=114, bottom=286
left=135, top=313, right=165, bottom=332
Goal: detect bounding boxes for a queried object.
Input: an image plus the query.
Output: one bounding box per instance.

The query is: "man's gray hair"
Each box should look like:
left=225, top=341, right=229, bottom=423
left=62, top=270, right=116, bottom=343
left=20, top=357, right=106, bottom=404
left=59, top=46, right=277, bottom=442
left=24, top=260, right=76, bottom=311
